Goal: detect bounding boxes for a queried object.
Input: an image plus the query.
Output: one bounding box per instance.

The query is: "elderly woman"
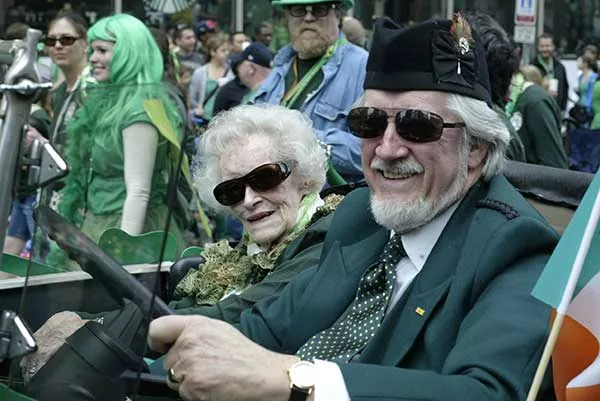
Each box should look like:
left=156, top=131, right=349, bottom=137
left=171, top=104, right=340, bottom=322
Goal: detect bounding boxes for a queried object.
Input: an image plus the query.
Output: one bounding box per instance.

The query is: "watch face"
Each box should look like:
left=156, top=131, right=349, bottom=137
left=290, top=361, right=316, bottom=389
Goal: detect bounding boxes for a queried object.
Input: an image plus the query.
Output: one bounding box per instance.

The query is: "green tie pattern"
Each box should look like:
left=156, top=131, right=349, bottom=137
left=296, top=235, right=405, bottom=362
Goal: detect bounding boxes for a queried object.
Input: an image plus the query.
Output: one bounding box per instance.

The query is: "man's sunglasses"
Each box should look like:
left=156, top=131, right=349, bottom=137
left=347, top=107, right=466, bottom=143
left=213, top=161, right=293, bottom=206
left=286, top=3, right=338, bottom=18
left=43, top=36, right=81, bottom=47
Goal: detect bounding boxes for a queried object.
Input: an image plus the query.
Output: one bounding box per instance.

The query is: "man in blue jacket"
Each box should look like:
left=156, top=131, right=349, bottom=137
left=149, top=16, right=557, bottom=401
left=249, top=0, right=368, bottom=183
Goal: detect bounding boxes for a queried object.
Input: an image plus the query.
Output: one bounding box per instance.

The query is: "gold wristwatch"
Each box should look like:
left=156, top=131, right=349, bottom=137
left=288, top=360, right=316, bottom=401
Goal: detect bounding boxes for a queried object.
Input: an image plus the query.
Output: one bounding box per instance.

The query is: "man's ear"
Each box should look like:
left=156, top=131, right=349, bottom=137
left=468, top=142, right=489, bottom=170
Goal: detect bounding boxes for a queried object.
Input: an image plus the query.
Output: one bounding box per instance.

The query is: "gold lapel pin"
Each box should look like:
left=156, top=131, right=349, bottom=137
left=415, top=307, right=426, bottom=316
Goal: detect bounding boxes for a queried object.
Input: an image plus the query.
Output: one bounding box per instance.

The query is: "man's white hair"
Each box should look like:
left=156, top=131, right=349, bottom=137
left=446, top=94, right=510, bottom=181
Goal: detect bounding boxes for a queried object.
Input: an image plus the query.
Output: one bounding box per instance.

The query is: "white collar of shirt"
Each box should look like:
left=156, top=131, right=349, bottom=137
left=386, top=199, right=463, bottom=310
left=399, top=199, right=462, bottom=272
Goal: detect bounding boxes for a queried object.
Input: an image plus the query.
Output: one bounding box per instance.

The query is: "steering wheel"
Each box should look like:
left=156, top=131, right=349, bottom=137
left=35, top=205, right=172, bottom=318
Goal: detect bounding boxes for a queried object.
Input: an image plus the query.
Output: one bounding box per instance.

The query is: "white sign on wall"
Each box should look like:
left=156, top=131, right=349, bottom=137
left=513, top=24, right=536, bottom=44
left=514, top=0, right=537, bottom=25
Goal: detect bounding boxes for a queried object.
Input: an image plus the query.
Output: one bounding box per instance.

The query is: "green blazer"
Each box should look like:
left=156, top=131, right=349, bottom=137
left=240, top=176, right=559, bottom=400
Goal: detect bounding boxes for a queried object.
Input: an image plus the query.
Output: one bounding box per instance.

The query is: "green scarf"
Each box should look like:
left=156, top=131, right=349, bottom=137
left=174, top=193, right=342, bottom=306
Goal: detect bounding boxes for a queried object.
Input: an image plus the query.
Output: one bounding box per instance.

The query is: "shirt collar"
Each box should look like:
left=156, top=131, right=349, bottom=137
left=398, top=199, right=462, bottom=272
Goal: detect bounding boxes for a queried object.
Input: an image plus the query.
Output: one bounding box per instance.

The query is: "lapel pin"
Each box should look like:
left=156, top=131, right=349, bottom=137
left=415, top=307, right=426, bottom=316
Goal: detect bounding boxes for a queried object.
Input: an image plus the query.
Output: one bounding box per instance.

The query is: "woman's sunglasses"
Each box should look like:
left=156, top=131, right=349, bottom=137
left=213, top=161, right=293, bottom=206
left=43, top=36, right=81, bottom=47
left=347, top=107, right=466, bottom=143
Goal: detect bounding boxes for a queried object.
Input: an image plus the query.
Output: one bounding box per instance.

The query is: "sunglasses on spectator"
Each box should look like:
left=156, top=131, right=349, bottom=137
left=285, top=3, right=338, bottom=18
left=347, top=107, right=466, bottom=143
left=213, top=161, right=294, bottom=206
left=43, top=36, right=81, bottom=47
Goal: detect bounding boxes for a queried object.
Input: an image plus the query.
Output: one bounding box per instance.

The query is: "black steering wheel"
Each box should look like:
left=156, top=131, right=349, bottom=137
left=35, top=205, right=172, bottom=318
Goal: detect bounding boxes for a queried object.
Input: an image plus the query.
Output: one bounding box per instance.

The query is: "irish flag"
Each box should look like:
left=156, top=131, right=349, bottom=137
left=532, top=170, right=600, bottom=401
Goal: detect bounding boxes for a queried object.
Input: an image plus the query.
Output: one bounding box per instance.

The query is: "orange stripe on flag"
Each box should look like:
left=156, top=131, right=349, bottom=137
left=551, top=310, right=600, bottom=401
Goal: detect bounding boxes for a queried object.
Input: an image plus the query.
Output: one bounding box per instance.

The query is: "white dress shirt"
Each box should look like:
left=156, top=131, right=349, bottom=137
left=312, top=200, right=462, bottom=401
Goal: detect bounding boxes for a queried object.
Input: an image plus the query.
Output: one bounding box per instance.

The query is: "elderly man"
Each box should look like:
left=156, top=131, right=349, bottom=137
left=249, top=0, right=368, bottom=183
left=149, top=16, right=557, bottom=401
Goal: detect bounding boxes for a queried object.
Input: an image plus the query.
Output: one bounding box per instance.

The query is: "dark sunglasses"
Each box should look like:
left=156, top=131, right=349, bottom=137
left=286, top=3, right=338, bottom=18
left=347, top=107, right=466, bottom=143
left=213, top=161, right=293, bottom=206
left=43, top=36, right=81, bottom=47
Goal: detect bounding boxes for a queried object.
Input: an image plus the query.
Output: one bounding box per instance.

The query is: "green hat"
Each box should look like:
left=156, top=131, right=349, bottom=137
left=272, top=0, right=354, bottom=11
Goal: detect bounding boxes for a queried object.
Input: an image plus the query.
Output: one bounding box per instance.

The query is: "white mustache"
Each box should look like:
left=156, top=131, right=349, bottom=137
left=371, top=158, right=424, bottom=175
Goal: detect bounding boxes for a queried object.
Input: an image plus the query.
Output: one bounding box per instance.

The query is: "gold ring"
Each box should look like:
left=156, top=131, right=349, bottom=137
left=168, top=368, right=181, bottom=384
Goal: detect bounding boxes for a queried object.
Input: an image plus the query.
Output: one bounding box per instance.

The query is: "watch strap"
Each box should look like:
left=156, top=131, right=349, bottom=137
left=289, top=385, right=310, bottom=401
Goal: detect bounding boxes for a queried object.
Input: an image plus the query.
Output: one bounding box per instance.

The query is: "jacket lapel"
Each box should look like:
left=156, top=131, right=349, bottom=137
left=284, top=188, right=390, bottom=349
left=283, top=227, right=389, bottom=350
left=360, top=183, right=487, bottom=366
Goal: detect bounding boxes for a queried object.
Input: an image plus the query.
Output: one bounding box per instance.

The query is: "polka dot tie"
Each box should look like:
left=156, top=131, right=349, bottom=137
left=297, top=235, right=406, bottom=362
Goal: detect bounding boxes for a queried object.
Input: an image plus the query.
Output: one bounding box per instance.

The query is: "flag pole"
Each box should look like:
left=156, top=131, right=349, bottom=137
left=526, top=186, right=600, bottom=401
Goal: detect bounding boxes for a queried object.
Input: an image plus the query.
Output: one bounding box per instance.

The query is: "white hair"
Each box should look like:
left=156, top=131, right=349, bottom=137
left=446, top=94, right=510, bottom=181
left=193, top=104, right=328, bottom=212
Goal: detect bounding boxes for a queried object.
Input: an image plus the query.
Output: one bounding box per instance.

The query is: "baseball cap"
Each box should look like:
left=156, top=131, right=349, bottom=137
left=237, top=42, right=274, bottom=68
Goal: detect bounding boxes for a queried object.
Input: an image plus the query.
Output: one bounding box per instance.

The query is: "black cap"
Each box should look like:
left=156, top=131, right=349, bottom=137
left=237, top=42, right=274, bottom=68
left=365, top=16, right=492, bottom=105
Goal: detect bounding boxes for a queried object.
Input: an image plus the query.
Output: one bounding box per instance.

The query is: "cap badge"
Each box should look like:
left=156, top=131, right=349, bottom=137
left=450, top=12, right=474, bottom=75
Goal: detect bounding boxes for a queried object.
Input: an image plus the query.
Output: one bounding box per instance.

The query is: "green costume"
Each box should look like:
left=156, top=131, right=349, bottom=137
left=76, top=102, right=183, bottom=246
left=510, top=83, right=568, bottom=168
left=240, top=177, right=558, bottom=400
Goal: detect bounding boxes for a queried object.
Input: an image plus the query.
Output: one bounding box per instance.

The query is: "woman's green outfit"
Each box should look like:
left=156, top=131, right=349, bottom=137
left=170, top=193, right=343, bottom=324
left=47, top=89, right=186, bottom=268
left=80, top=107, right=184, bottom=245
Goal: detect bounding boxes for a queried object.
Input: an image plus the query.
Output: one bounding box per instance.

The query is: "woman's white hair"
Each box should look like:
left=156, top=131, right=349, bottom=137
left=447, top=94, right=510, bottom=181
left=194, top=104, right=328, bottom=212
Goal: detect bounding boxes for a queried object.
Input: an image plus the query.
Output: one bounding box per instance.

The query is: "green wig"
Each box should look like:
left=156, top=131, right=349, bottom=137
left=82, top=13, right=177, bottom=135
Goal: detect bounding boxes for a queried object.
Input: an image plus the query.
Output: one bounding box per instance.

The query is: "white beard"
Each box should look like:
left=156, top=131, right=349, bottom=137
left=369, top=143, right=469, bottom=234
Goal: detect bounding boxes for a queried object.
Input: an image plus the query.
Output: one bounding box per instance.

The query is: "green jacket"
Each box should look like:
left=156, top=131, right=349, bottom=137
left=174, top=214, right=332, bottom=325
left=512, top=84, right=568, bottom=168
left=240, top=176, right=558, bottom=400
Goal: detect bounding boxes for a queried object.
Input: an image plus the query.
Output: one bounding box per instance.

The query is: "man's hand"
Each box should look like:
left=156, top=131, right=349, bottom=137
left=20, top=311, right=87, bottom=382
left=148, top=315, right=299, bottom=401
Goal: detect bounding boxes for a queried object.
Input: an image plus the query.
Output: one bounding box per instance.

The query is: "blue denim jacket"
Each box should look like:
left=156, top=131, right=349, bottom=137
left=248, top=36, right=368, bottom=183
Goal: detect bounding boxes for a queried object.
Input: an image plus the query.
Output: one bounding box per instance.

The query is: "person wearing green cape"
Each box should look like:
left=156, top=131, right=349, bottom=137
left=49, top=14, right=186, bottom=267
